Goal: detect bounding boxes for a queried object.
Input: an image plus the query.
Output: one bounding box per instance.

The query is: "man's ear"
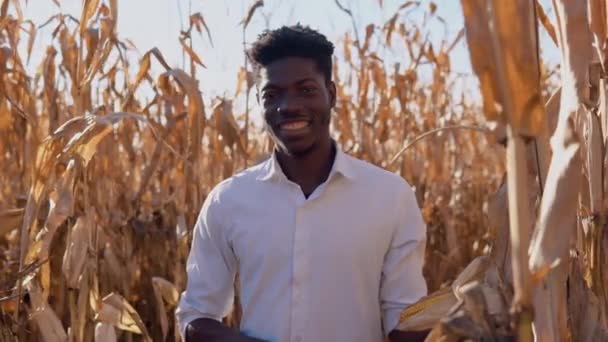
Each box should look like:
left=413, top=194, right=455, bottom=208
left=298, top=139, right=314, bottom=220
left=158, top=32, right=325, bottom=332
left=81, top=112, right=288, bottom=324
left=328, top=81, right=337, bottom=108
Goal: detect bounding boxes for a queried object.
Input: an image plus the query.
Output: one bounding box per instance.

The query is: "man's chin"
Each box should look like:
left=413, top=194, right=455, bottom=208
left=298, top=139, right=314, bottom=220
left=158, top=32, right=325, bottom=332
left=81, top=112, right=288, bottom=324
left=280, top=141, right=316, bottom=158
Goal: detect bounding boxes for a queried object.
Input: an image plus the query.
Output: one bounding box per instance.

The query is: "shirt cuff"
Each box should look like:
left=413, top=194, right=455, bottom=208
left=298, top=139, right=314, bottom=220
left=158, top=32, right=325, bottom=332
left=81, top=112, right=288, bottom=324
left=383, top=307, right=402, bottom=336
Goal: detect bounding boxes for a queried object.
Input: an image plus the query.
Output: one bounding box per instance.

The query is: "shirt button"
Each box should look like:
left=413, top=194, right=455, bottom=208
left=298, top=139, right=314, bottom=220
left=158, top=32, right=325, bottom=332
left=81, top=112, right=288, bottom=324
left=295, top=336, right=302, bottom=342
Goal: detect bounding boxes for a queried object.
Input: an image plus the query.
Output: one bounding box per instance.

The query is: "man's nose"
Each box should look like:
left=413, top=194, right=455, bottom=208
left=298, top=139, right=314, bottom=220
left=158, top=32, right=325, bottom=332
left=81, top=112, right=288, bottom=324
left=277, top=93, right=303, bottom=115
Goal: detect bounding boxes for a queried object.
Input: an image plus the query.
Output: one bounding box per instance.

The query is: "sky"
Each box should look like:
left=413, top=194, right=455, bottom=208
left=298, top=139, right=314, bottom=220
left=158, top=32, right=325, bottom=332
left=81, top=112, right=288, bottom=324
left=21, top=0, right=558, bottom=102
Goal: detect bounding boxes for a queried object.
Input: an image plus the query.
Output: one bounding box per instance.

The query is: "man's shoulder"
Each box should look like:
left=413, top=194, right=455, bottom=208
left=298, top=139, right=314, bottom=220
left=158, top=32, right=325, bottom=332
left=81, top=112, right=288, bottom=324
left=346, top=154, right=412, bottom=190
left=207, top=156, right=271, bottom=200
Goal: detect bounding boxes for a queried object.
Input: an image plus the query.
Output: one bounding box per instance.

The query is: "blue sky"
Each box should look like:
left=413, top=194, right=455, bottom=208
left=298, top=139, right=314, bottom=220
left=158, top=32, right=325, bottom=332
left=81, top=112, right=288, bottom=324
left=23, top=0, right=558, bottom=100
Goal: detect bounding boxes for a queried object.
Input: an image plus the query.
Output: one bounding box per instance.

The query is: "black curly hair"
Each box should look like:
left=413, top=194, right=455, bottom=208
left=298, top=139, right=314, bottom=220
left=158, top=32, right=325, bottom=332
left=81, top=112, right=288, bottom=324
left=247, top=24, right=335, bottom=83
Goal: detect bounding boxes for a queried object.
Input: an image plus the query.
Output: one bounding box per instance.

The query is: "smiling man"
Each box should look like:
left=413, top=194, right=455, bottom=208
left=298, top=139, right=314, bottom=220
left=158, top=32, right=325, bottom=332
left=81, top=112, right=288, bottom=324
left=176, top=25, right=429, bottom=342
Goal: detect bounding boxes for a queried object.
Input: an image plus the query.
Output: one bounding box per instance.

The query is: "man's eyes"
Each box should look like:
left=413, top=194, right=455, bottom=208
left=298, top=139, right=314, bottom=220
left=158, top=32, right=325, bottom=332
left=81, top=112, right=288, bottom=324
left=300, top=86, right=317, bottom=95
left=262, top=86, right=317, bottom=100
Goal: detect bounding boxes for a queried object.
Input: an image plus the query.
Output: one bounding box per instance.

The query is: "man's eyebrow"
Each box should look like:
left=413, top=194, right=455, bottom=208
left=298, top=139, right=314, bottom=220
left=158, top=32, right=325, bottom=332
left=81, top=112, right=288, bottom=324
left=261, top=78, right=319, bottom=91
left=295, top=78, right=319, bottom=85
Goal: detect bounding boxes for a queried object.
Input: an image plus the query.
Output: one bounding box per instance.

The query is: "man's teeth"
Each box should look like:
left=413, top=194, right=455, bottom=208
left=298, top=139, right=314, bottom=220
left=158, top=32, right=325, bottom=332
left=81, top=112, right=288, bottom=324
left=281, top=121, right=308, bottom=130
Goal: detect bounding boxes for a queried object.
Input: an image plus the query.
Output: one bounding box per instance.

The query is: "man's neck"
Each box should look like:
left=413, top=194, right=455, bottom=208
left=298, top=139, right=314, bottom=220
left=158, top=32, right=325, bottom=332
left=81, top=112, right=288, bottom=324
left=275, top=138, right=335, bottom=197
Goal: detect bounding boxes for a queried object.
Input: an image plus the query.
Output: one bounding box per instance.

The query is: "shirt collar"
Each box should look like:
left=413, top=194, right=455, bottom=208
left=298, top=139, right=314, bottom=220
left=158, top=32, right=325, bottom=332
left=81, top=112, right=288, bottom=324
left=256, top=143, right=356, bottom=183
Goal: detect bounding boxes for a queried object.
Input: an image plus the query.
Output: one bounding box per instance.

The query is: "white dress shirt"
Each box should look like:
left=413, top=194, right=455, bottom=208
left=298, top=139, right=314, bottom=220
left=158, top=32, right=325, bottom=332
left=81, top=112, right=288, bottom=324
left=176, top=147, right=427, bottom=342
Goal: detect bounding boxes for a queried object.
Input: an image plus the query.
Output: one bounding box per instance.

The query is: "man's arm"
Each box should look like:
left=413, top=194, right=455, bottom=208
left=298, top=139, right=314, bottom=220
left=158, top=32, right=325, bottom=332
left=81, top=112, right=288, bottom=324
left=176, top=187, right=263, bottom=341
left=380, top=183, right=428, bottom=341
left=184, top=318, right=266, bottom=342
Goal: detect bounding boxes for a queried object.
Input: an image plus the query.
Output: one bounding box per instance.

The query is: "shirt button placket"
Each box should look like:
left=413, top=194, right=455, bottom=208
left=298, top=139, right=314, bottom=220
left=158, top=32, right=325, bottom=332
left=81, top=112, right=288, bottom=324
left=291, top=203, right=306, bottom=342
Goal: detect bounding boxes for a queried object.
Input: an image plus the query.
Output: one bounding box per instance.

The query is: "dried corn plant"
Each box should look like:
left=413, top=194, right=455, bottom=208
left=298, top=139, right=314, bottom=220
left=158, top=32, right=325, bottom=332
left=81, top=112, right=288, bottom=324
left=398, top=0, right=608, bottom=341
left=0, top=0, right=520, bottom=341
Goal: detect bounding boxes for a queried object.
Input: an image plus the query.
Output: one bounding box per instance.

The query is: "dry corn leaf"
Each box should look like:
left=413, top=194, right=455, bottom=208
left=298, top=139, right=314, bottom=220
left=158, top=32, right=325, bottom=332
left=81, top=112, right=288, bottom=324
left=235, top=67, right=253, bottom=97
left=505, top=128, right=535, bottom=315
left=179, top=38, right=206, bottom=68
left=463, top=0, right=546, bottom=136
left=132, top=51, right=152, bottom=91
left=103, top=245, right=123, bottom=285
left=122, top=48, right=169, bottom=109
left=361, top=24, right=374, bottom=53
left=0, top=207, right=24, bottom=237
left=80, top=0, right=100, bottom=35
left=95, top=292, right=151, bottom=340
left=458, top=282, right=493, bottom=334
left=0, top=295, right=19, bottom=313
left=535, top=0, right=557, bottom=45
left=73, top=265, right=91, bottom=342
left=0, top=0, right=9, bottom=19
left=488, top=0, right=546, bottom=136
left=26, top=283, right=68, bottom=342
left=487, top=180, right=512, bottom=281
left=84, top=28, right=100, bottom=69
left=135, top=112, right=187, bottom=201
left=3, top=0, right=22, bottom=21
left=35, top=158, right=77, bottom=298
left=384, top=13, right=398, bottom=47
left=398, top=255, right=493, bottom=331
left=451, top=256, right=489, bottom=298
left=19, top=116, right=87, bottom=264
left=529, top=112, right=581, bottom=279
left=588, top=0, right=607, bottom=66
left=109, top=0, right=117, bottom=29
left=532, top=262, right=569, bottom=342
left=241, top=0, right=264, bottom=29
left=461, top=0, right=501, bottom=123
left=553, top=0, right=592, bottom=110
left=0, top=99, right=11, bottom=131
left=160, top=68, right=205, bottom=215
left=397, top=286, right=458, bottom=331
left=59, top=113, right=146, bottom=166
left=23, top=20, right=37, bottom=63
left=152, top=277, right=179, bottom=306
left=568, top=260, right=608, bottom=341
left=529, top=0, right=592, bottom=280
left=62, top=215, right=91, bottom=288
left=398, top=1, right=418, bottom=10
left=446, top=28, right=465, bottom=54
left=584, top=111, right=604, bottom=213
left=95, top=322, right=117, bottom=342
left=213, top=98, right=246, bottom=156
left=43, top=159, right=77, bottom=233
left=80, top=38, right=114, bottom=88
left=463, top=3, right=544, bottom=334
left=536, top=88, right=561, bottom=187
left=190, top=12, right=213, bottom=46
left=147, top=47, right=172, bottom=71
left=20, top=113, right=143, bottom=270
left=153, top=293, right=168, bottom=340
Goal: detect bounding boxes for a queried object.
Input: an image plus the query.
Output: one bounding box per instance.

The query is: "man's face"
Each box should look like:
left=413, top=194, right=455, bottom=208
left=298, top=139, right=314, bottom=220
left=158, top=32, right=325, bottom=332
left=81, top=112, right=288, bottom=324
left=259, top=56, right=336, bottom=156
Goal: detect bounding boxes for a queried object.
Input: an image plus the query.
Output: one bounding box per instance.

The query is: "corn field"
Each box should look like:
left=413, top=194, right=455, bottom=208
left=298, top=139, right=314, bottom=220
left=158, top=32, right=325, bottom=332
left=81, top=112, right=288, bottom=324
left=0, top=0, right=605, bottom=341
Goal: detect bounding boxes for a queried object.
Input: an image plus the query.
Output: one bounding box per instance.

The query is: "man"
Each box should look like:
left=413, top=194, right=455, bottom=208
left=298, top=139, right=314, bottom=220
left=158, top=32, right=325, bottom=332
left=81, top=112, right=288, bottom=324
left=176, top=25, right=429, bottom=342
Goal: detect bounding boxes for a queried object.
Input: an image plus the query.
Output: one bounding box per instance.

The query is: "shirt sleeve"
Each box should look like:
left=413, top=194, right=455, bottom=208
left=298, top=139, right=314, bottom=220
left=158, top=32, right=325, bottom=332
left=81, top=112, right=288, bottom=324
left=175, top=186, right=238, bottom=338
left=380, top=182, right=428, bottom=335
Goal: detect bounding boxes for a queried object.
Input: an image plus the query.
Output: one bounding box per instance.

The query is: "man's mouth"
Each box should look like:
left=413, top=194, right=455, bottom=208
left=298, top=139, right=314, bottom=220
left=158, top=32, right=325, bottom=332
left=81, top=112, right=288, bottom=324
left=279, top=120, right=310, bottom=131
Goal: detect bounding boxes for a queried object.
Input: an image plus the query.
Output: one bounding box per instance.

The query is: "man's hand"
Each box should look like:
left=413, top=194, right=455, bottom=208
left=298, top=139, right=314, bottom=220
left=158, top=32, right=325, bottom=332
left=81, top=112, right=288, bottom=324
left=185, top=318, right=267, bottom=342
left=388, top=329, right=430, bottom=342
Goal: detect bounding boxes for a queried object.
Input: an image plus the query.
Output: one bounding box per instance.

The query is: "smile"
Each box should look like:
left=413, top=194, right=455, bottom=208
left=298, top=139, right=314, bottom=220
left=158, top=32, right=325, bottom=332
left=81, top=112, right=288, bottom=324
left=279, top=120, right=310, bottom=131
